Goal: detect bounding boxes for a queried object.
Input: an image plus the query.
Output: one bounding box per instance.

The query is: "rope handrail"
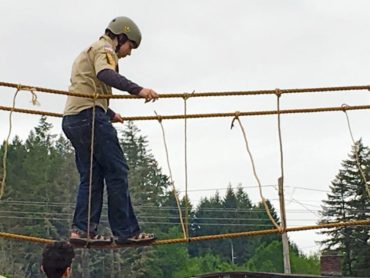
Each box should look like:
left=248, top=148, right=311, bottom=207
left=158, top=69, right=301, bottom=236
left=1, top=82, right=370, bottom=99
left=1, top=104, right=370, bottom=121
left=0, top=219, right=368, bottom=247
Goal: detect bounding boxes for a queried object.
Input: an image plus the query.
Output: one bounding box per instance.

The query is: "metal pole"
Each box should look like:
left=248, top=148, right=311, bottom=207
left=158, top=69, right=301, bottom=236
left=278, top=177, right=291, bottom=273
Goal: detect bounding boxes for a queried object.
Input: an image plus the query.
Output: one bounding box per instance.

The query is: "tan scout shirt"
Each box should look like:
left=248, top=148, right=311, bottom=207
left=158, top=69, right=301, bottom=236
left=63, top=35, right=119, bottom=115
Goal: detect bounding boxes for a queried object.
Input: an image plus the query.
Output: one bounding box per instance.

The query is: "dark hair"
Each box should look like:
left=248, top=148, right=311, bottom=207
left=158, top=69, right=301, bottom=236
left=105, top=29, right=129, bottom=52
left=41, top=241, right=75, bottom=278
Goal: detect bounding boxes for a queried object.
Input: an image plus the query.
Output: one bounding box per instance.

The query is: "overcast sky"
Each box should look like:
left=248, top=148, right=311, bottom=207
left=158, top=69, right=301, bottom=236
left=1, top=0, right=370, bottom=255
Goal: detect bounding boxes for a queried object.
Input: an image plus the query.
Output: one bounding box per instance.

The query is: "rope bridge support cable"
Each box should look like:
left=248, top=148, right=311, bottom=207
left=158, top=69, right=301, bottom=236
left=0, top=219, right=368, bottom=248
left=2, top=104, right=370, bottom=121
left=1, top=81, right=370, bottom=99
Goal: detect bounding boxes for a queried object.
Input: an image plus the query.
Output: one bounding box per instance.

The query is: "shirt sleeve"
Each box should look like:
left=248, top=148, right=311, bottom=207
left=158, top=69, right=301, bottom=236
left=97, top=69, right=143, bottom=95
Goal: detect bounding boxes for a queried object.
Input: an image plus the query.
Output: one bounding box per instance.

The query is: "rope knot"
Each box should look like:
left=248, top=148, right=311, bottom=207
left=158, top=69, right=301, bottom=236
left=341, top=103, right=349, bottom=112
left=230, top=111, right=240, bottom=129
left=93, top=93, right=100, bottom=100
left=278, top=226, right=285, bottom=234
left=29, top=88, right=39, bottom=106
left=183, top=90, right=195, bottom=101
left=154, top=111, right=163, bottom=122
left=275, top=88, right=282, bottom=98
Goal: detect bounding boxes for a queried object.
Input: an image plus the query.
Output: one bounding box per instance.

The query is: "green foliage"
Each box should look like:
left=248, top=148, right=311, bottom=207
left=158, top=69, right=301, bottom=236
left=291, top=252, right=320, bottom=275
left=245, top=240, right=320, bottom=275
left=245, top=240, right=284, bottom=273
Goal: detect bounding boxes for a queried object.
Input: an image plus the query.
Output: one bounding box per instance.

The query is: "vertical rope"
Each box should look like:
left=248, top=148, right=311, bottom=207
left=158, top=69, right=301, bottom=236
left=1, top=86, right=38, bottom=199
left=276, top=90, right=285, bottom=196
left=86, top=103, right=97, bottom=243
left=231, top=113, right=280, bottom=230
left=276, top=90, right=285, bottom=231
left=183, top=95, right=190, bottom=240
left=155, top=112, right=187, bottom=238
left=86, top=78, right=99, bottom=243
left=342, top=105, right=370, bottom=199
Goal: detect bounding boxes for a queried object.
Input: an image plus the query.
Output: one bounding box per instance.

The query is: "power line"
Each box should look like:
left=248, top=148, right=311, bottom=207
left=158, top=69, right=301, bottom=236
left=0, top=216, right=278, bottom=227
left=0, top=211, right=319, bottom=222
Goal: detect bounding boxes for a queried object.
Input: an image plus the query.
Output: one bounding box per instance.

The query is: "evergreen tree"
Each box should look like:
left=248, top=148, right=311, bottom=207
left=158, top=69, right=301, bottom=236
left=0, top=116, right=79, bottom=277
left=320, top=140, right=370, bottom=276
left=190, top=185, right=280, bottom=264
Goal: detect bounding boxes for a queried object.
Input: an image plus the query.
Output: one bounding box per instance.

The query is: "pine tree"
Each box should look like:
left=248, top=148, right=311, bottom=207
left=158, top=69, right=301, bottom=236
left=320, top=140, right=370, bottom=276
left=190, top=185, right=279, bottom=264
left=0, top=116, right=79, bottom=277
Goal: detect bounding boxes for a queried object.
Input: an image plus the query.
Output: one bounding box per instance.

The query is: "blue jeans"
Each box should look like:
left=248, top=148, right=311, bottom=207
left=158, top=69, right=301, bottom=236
left=62, top=107, right=140, bottom=239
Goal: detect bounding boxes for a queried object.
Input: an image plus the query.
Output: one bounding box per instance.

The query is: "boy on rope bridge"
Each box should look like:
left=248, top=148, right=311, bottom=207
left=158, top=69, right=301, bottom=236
left=41, top=241, right=75, bottom=278
left=62, top=16, right=157, bottom=246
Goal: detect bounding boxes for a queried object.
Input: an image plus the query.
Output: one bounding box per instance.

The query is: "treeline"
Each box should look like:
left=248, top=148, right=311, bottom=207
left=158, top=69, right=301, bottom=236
left=0, top=117, right=367, bottom=277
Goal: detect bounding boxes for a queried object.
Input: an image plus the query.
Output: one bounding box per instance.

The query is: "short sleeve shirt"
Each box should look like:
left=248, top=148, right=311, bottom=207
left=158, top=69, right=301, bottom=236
left=63, top=35, right=119, bottom=115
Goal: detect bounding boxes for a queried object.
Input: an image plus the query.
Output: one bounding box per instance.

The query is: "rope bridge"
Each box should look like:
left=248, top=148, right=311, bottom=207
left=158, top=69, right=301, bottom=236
left=0, top=81, right=369, bottom=248
left=0, top=220, right=368, bottom=248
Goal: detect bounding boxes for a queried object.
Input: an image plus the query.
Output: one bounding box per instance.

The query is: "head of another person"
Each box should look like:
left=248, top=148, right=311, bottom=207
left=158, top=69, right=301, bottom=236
left=105, top=16, right=142, bottom=58
left=41, top=241, right=75, bottom=278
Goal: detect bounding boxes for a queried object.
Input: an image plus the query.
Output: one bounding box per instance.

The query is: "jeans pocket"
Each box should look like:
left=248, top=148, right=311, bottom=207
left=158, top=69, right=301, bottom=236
left=63, top=118, right=92, bottom=146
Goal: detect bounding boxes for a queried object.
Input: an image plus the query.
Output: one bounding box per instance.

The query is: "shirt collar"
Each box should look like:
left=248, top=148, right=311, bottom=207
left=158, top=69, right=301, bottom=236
left=100, top=35, right=115, bottom=47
